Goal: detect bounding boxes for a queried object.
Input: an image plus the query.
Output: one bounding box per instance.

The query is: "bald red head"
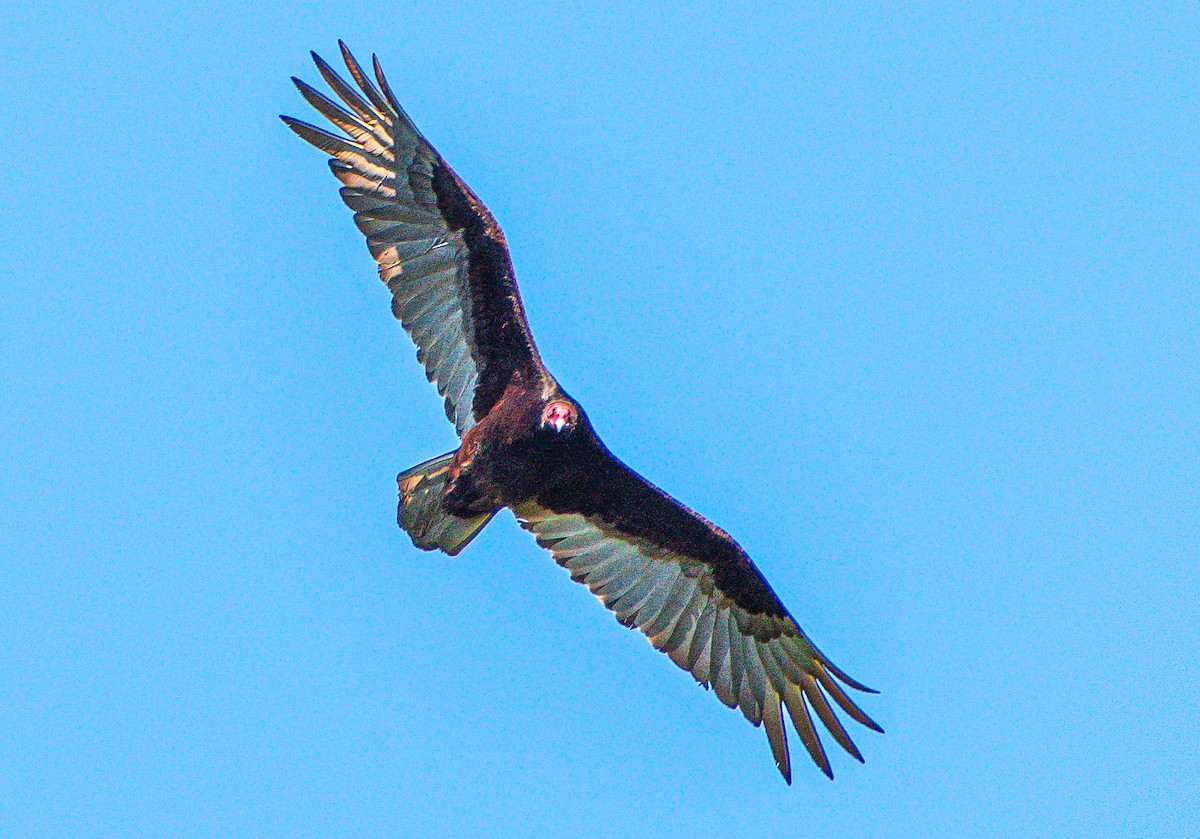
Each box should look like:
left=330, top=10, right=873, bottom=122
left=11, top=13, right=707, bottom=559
left=541, top=400, right=577, bottom=433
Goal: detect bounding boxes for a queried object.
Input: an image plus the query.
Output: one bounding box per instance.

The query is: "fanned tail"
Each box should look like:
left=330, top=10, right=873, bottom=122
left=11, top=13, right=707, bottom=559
left=397, top=452, right=495, bottom=555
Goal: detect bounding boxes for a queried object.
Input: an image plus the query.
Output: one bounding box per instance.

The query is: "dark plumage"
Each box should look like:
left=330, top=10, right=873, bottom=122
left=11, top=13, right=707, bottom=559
left=284, top=43, right=882, bottom=782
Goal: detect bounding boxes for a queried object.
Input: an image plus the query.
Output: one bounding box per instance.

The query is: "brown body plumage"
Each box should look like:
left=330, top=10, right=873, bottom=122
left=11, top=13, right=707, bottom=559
left=284, top=43, right=882, bottom=783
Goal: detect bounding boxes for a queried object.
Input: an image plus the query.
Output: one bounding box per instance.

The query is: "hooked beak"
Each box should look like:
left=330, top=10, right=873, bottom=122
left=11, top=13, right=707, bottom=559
left=550, top=417, right=567, bottom=433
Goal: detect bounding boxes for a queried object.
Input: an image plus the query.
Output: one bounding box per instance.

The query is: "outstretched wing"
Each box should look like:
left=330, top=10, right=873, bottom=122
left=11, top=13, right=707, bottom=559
left=513, top=443, right=882, bottom=783
left=283, top=43, right=544, bottom=435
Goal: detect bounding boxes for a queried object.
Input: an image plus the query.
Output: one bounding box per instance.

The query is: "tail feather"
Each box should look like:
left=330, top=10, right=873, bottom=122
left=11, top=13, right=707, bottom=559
left=397, top=452, right=494, bottom=555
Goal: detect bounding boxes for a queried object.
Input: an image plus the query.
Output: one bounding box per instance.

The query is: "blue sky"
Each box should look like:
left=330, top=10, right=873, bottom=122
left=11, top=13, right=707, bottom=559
left=2, top=2, right=1197, bottom=836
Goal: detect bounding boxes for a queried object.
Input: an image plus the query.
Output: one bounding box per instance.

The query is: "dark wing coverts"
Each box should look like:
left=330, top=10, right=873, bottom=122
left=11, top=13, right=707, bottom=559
left=515, top=444, right=882, bottom=782
left=283, top=44, right=542, bottom=435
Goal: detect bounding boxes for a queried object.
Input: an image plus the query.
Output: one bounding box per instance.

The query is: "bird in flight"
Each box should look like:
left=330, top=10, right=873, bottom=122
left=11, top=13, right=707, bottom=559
left=283, top=43, right=882, bottom=783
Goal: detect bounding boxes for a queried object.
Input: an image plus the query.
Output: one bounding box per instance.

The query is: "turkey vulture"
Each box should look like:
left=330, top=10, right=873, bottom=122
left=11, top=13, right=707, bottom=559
left=283, top=43, right=882, bottom=783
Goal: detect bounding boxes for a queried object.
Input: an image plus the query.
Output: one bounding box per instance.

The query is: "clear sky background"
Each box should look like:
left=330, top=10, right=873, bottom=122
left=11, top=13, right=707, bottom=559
left=2, top=2, right=1197, bottom=836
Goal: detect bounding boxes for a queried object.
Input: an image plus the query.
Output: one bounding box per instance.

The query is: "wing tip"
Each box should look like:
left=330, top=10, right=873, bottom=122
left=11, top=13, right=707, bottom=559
left=373, top=52, right=406, bottom=118
left=338, top=39, right=359, bottom=70
left=279, top=114, right=305, bottom=134
left=825, top=658, right=880, bottom=694
left=290, top=75, right=319, bottom=99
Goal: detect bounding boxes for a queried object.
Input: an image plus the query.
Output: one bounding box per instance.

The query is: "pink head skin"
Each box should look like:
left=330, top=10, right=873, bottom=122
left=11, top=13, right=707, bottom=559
left=541, top=400, right=577, bottom=433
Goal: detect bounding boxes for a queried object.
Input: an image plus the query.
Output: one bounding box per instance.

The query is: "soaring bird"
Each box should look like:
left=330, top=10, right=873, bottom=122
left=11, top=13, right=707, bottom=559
left=283, top=43, right=882, bottom=783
